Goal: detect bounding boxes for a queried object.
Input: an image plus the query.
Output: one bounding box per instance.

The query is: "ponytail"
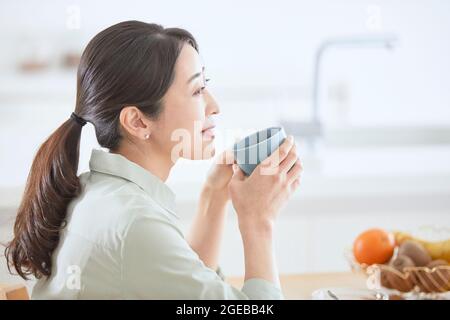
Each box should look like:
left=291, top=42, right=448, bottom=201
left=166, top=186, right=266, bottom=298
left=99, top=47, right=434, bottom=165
left=5, top=118, right=84, bottom=279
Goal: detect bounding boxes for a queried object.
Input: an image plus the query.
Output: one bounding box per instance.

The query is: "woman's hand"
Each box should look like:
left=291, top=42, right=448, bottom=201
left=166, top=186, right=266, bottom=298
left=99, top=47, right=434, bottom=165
left=187, top=149, right=235, bottom=270
left=228, top=136, right=302, bottom=233
left=202, top=149, right=235, bottom=203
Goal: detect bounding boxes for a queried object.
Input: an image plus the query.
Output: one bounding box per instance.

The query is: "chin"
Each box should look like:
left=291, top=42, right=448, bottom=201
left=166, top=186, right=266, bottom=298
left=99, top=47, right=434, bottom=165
left=181, top=141, right=215, bottom=160
left=202, top=146, right=216, bottom=159
left=201, top=139, right=216, bottom=159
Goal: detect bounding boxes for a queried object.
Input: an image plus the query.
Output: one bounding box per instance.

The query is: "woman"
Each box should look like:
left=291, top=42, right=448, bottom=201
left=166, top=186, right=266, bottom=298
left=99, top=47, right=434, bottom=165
left=5, top=21, right=302, bottom=299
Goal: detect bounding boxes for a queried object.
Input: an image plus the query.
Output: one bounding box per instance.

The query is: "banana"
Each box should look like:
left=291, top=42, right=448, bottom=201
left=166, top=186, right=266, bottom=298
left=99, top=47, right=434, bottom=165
left=393, top=231, right=450, bottom=263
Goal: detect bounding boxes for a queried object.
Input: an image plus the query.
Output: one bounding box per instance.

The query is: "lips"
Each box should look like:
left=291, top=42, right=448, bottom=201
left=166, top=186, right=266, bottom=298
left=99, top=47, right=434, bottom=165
left=201, top=125, right=216, bottom=139
left=201, top=125, right=215, bottom=132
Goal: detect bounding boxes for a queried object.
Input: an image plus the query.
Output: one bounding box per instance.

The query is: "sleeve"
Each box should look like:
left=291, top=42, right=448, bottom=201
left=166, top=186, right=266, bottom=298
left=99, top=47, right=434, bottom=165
left=120, top=214, right=284, bottom=300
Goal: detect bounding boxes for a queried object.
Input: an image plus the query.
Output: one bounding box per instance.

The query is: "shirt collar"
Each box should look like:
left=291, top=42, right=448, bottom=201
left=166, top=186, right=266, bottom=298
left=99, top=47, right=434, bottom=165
left=88, top=149, right=178, bottom=219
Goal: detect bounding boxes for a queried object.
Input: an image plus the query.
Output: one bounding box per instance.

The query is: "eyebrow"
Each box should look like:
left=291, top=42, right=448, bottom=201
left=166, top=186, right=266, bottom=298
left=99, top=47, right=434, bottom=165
left=186, top=66, right=205, bottom=85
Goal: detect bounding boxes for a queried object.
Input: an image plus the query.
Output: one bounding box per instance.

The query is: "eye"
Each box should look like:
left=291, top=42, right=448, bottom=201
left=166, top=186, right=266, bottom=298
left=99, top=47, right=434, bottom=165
left=193, top=86, right=205, bottom=96
left=193, top=78, right=211, bottom=96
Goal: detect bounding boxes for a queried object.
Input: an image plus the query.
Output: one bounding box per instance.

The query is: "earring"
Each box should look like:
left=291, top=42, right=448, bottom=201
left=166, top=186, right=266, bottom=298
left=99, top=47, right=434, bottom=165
left=144, top=133, right=150, bottom=139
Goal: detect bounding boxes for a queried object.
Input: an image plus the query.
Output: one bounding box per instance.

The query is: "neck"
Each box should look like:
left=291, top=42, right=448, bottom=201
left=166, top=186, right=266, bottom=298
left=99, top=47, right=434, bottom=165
left=114, top=140, right=175, bottom=182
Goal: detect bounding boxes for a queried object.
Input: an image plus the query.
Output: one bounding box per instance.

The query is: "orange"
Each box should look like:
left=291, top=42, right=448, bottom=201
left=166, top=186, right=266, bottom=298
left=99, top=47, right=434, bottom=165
left=353, top=228, right=395, bottom=265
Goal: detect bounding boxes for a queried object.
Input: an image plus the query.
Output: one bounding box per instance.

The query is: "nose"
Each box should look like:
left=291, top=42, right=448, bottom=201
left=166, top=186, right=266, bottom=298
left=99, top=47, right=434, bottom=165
left=205, top=90, right=220, bottom=116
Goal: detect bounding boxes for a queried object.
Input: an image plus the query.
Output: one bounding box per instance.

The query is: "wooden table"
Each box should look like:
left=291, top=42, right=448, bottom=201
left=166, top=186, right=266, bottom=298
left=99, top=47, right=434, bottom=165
left=226, top=272, right=368, bottom=299
left=0, top=283, right=29, bottom=300
left=1, top=272, right=367, bottom=300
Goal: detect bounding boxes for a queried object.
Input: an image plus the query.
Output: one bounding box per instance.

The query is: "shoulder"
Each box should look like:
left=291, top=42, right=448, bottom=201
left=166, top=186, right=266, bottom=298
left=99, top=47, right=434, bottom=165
left=66, top=172, right=182, bottom=245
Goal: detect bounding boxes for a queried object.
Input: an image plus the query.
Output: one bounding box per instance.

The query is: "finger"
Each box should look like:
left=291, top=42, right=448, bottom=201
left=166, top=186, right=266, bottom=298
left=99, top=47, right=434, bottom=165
left=290, top=177, right=301, bottom=192
left=287, top=160, right=303, bottom=185
left=217, top=148, right=235, bottom=165
left=261, top=135, right=294, bottom=167
left=279, top=145, right=298, bottom=174
left=231, top=164, right=245, bottom=181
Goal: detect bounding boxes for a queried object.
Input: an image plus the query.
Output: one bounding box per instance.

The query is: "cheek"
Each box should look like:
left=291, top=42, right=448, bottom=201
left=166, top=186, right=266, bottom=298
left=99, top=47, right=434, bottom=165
left=171, top=99, right=215, bottom=160
left=170, top=98, right=205, bottom=134
left=159, top=98, right=206, bottom=154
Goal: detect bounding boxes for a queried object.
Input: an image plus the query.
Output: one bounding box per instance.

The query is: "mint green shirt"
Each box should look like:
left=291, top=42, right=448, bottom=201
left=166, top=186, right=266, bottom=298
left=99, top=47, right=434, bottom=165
left=31, top=149, right=283, bottom=300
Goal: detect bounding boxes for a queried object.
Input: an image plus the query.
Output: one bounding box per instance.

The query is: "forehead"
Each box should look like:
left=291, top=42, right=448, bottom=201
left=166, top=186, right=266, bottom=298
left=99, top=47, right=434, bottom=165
left=174, top=43, right=203, bottom=82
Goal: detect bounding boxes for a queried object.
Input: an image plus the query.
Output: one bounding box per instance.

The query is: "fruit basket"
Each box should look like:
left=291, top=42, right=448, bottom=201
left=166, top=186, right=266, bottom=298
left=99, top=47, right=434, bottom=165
left=346, top=226, right=450, bottom=299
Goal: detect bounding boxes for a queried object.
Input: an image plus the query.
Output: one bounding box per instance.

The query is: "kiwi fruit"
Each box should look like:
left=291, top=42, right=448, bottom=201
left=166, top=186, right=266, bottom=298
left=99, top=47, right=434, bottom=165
left=398, top=240, right=432, bottom=266
left=426, top=259, right=448, bottom=269
left=379, top=255, right=416, bottom=292
left=413, top=268, right=444, bottom=293
left=390, top=255, right=415, bottom=272
left=380, top=269, right=392, bottom=288
left=384, top=270, right=415, bottom=292
left=425, top=259, right=450, bottom=292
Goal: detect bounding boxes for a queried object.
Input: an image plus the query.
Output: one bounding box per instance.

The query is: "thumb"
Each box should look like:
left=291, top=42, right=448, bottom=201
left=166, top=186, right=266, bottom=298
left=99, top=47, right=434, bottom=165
left=232, top=164, right=245, bottom=181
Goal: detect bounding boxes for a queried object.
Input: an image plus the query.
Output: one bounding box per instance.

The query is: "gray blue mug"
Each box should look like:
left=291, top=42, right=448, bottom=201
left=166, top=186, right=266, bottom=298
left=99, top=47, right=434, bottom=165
left=233, top=126, right=287, bottom=176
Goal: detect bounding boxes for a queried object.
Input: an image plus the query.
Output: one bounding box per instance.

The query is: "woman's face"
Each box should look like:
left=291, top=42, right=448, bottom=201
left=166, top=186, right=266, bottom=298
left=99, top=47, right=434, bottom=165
left=151, top=43, right=220, bottom=162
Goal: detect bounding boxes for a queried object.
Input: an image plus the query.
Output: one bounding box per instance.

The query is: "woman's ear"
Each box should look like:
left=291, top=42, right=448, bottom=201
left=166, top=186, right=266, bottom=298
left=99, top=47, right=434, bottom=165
left=119, top=106, right=152, bottom=140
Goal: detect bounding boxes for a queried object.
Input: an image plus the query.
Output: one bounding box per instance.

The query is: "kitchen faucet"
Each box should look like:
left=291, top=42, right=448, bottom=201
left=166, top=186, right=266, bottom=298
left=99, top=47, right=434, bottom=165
left=281, top=34, right=398, bottom=150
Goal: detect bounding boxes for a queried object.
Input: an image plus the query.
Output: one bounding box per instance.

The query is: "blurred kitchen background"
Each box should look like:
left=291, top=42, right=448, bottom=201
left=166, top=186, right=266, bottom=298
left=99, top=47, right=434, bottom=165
left=1, top=0, right=449, bottom=289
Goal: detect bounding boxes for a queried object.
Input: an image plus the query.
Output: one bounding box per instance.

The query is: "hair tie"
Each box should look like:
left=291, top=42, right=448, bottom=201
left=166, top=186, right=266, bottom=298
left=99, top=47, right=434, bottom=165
left=70, top=112, right=87, bottom=127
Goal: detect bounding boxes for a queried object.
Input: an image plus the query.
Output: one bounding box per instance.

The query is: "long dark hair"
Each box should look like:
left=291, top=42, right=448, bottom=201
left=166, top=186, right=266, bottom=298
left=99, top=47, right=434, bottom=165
left=4, top=20, right=198, bottom=280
